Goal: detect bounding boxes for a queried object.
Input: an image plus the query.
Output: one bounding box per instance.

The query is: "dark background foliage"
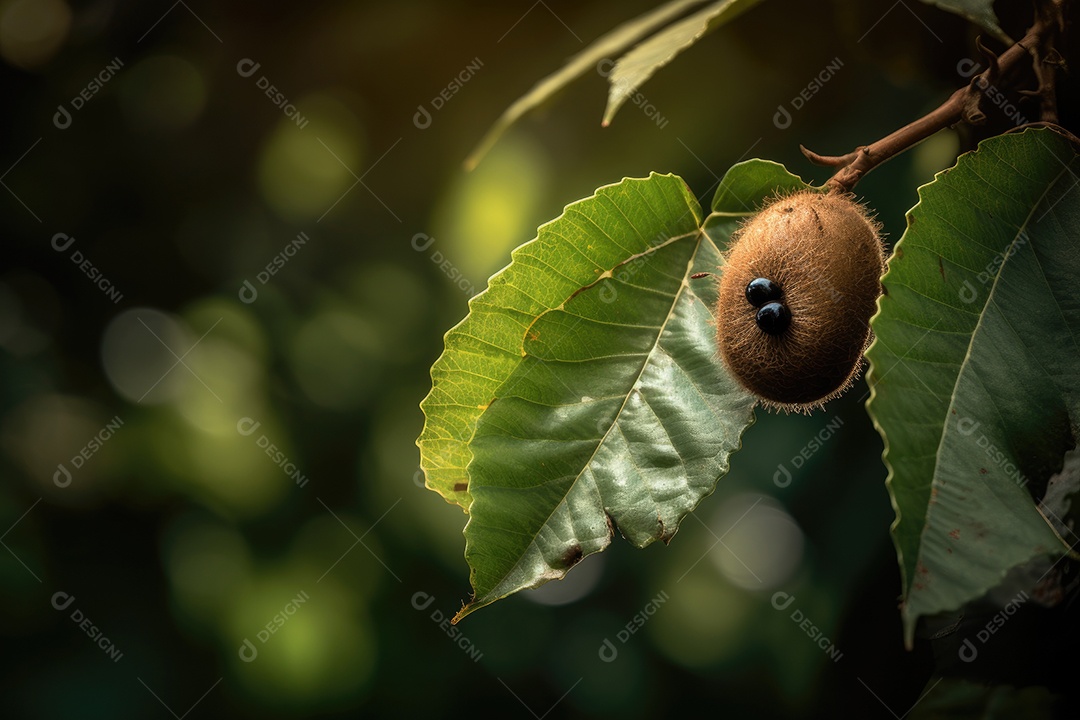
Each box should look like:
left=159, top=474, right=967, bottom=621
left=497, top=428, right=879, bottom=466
left=4, top=0, right=1062, bottom=716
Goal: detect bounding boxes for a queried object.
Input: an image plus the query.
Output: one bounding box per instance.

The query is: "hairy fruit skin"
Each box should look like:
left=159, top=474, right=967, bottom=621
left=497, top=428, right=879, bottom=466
left=717, top=190, right=885, bottom=412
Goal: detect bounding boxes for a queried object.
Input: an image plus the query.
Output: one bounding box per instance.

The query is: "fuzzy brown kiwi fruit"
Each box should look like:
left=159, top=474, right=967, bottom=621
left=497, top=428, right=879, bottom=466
left=716, top=189, right=885, bottom=412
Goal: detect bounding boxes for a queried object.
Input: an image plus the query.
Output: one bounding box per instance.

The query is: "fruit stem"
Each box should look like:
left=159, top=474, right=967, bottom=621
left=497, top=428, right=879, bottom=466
left=802, top=0, right=1068, bottom=192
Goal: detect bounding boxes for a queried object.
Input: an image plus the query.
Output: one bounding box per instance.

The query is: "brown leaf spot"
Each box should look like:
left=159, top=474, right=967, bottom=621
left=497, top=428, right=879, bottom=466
left=558, top=544, right=583, bottom=569
left=604, top=512, right=616, bottom=537
left=453, top=482, right=468, bottom=492
left=658, top=515, right=676, bottom=544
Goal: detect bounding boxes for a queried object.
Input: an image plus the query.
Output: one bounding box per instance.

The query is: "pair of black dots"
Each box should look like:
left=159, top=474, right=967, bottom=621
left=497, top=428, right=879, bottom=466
left=745, top=277, right=791, bottom=336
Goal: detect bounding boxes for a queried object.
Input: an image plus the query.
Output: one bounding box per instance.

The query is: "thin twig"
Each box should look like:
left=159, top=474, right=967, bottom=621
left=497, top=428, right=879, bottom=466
left=1030, top=0, right=1066, bottom=123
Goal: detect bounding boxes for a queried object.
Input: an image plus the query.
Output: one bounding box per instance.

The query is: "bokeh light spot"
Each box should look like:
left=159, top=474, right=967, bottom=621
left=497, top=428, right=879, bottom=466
left=119, top=55, right=207, bottom=132
left=650, top=573, right=754, bottom=668
left=0, top=0, right=70, bottom=69
left=911, top=128, right=960, bottom=185
left=289, top=309, right=381, bottom=410
left=710, top=493, right=804, bottom=591
left=101, top=308, right=191, bottom=405
left=0, top=394, right=114, bottom=496
left=433, top=135, right=551, bottom=282
left=258, top=94, right=365, bottom=222
left=229, top=579, right=375, bottom=707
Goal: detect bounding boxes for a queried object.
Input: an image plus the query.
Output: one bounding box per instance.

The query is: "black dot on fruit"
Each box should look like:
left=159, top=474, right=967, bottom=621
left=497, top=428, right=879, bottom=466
left=755, top=302, right=791, bottom=335
left=745, top=277, right=782, bottom=307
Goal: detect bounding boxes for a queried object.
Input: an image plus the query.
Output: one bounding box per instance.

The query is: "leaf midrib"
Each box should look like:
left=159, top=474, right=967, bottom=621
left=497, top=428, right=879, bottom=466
left=479, top=229, right=708, bottom=600
left=917, top=163, right=1073, bottom=566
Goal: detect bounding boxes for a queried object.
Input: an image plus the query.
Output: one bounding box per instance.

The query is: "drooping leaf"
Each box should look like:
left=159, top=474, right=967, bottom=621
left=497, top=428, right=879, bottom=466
left=918, top=0, right=1011, bottom=43
left=464, top=0, right=710, bottom=170
left=866, top=128, right=1080, bottom=647
left=451, top=163, right=810, bottom=620
left=603, top=0, right=764, bottom=126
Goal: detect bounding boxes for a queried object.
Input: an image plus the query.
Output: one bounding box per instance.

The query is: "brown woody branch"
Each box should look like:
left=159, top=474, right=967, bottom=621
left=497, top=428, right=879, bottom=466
left=802, top=1, right=1068, bottom=192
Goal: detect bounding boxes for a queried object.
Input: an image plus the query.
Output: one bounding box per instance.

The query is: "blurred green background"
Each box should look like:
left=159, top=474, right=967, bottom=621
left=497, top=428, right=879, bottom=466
left=0, top=0, right=999, bottom=716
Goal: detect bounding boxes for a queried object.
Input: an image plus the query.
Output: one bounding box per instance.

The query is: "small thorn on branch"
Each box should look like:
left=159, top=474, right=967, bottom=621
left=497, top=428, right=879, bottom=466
left=974, top=37, right=1001, bottom=83
left=799, top=144, right=859, bottom=168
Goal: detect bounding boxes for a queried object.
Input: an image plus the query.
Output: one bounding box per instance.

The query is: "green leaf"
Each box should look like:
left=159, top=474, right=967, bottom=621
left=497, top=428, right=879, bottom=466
left=709, top=158, right=809, bottom=214
left=866, top=128, right=1080, bottom=647
left=602, top=0, right=764, bottom=126
left=450, top=164, right=808, bottom=620
left=918, top=0, right=1011, bottom=43
left=418, top=173, right=714, bottom=509
left=464, top=0, right=710, bottom=171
